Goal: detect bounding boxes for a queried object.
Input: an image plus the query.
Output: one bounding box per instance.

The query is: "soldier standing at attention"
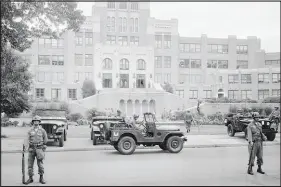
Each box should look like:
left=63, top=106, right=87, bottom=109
left=247, top=112, right=267, bottom=175
left=24, top=115, right=48, bottom=184
left=184, top=110, right=194, bottom=133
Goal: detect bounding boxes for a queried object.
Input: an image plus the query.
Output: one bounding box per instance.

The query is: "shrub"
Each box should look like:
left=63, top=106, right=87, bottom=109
left=12, top=121, right=19, bottom=126
left=22, top=121, right=30, bottom=127
left=229, top=105, right=238, bottom=113
left=264, top=107, right=273, bottom=116
left=69, top=113, right=83, bottom=122
left=262, top=96, right=280, bottom=103
left=1, top=135, right=8, bottom=138
left=86, top=108, right=107, bottom=121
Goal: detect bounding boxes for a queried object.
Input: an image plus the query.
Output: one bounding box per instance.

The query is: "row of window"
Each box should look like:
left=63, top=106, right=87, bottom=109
left=154, top=56, right=172, bottom=68
left=155, top=34, right=172, bottom=49
left=39, top=38, right=64, bottom=48
left=265, top=60, right=280, bottom=66
left=38, top=55, right=64, bottom=66
left=102, top=73, right=146, bottom=88
left=179, top=44, right=248, bottom=54
left=175, top=89, right=280, bottom=100
left=107, top=17, right=139, bottom=33
left=36, top=88, right=77, bottom=100
left=102, top=58, right=146, bottom=70
left=228, top=73, right=280, bottom=84
left=106, top=35, right=139, bottom=45
left=75, top=32, right=93, bottom=46
left=107, top=2, right=139, bottom=10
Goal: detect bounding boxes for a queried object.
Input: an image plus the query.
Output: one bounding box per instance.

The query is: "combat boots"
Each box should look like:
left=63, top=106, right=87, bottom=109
left=25, top=177, right=33, bottom=184
left=257, top=165, right=265, bottom=174
left=247, top=166, right=254, bottom=175
left=39, top=175, right=46, bottom=184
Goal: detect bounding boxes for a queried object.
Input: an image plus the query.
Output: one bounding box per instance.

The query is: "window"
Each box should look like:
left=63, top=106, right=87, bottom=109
left=208, top=44, right=228, bottom=54
left=75, top=32, right=83, bottom=46
left=155, top=35, right=162, bottom=49
left=36, top=88, right=45, bottom=99
left=120, top=74, right=129, bottom=88
left=51, top=88, right=61, bottom=101
left=107, top=2, right=115, bottom=8
left=74, top=72, right=83, bottom=82
left=131, top=2, right=138, bottom=10
left=258, top=73, right=269, bottom=83
left=111, top=17, right=115, bottom=32
left=179, top=74, right=188, bottom=84
left=164, top=56, right=171, bottom=68
left=103, top=73, right=112, bottom=88
left=189, top=90, right=198, bottom=99
left=265, top=60, right=280, bottom=66
left=228, top=74, right=239, bottom=84
left=203, top=90, right=212, bottom=99
left=176, top=90, right=184, bottom=98
left=228, top=90, right=239, bottom=100
left=155, top=56, right=162, bottom=68
left=272, top=89, right=280, bottom=97
left=207, top=60, right=228, bottom=69
left=241, top=90, right=252, bottom=100
left=241, top=74, right=252, bottom=84
left=258, top=90, right=269, bottom=100
left=134, top=18, right=138, bottom=32
left=106, top=35, right=116, bottom=44
left=179, top=43, right=201, bottom=53
left=120, top=59, right=129, bottom=70
left=136, top=74, right=146, bottom=88
left=52, top=55, right=64, bottom=65
left=179, top=59, right=189, bottom=68
left=85, top=32, right=93, bottom=45
left=53, top=72, right=64, bottom=83
left=51, top=39, right=57, bottom=48
left=130, top=18, right=134, bottom=32
left=163, top=34, right=171, bottom=49
left=155, top=74, right=162, bottom=83
left=39, top=38, right=56, bottom=48
left=119, top=17, right=122, bottom=32
left=68, top=89, right=77, bottom=100
left=122, top=18, right=127, bottom=32
left=58, top=39, right=63, bottom=48
left=118, top=36, right=128, bottom=46
left=38, top=55, right=50, bottom=65
left=137, top=59, right=146, bottom=70
left=85, top=54, right=93, bottom=66
left=189, top=74, right=202, bottom=83
left=75, top=54, right=83, bottom=66
left=22, top=55, right=32, bottom=64
left=107, top=17, right=111, bottom=32
left=119, top=2, right=127, bottom=9
left=272, top=73, right=280, bottom=83
left=85, top=72, right=92, bottom=80
left=237, top=60, right=248, bottom=69
left=218, top=60, right=228, bottom=69
left=219, top=76, right=223, bottom=83
left=130, top=36, right=139, bottom=45
left=163, top=73, right=171, bottom=83
left=236, top=45, right=248, bottom=54
left=103, top=58, right=113, bottom=70
left=190, top=59, right=201, bottom=69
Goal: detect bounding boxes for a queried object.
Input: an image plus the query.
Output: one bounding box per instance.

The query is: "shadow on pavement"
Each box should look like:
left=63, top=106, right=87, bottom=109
left=105, top=149, right=167, bottom=155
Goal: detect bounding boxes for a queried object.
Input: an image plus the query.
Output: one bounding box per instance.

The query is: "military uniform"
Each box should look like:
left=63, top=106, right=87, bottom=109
left=184, top=112, right=193, bottom=133
left=269, top=109, right=280, bottom=120
left=247, top=119, right=267, bottom=175
left=24, top=116, right=48, bottom=184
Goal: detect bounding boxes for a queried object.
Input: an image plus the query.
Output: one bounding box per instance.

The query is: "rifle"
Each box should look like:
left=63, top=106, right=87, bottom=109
left=248, top=141, right=255, bottom=170
left=22, top=144, right=26, bottom=184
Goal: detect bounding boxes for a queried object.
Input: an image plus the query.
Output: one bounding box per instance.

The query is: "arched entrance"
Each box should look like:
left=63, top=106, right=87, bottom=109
left=135, top=100, right=140, bottom=115
left=119, top=100, right=125, bottom=114
left=127, top=100, right=133, bottom=116
left=142, top=100, right=148, bottom=113
left=149, top=100, right=156, bottom=113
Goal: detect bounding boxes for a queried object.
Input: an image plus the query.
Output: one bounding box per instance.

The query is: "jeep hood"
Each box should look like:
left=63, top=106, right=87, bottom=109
left=155, top=122, right=182, bottom=131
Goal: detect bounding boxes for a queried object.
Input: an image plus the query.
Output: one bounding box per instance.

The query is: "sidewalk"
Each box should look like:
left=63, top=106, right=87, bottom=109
left=2, top=134, right=280, bottom=153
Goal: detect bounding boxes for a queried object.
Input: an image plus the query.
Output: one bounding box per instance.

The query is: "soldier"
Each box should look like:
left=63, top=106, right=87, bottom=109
left=184, top=110, right=194, bottom=133
left=247, top=112, right=267, bottom=175
left=24, top=115, right=48, bottom=184
left=269, top=106, right=280, bottom=121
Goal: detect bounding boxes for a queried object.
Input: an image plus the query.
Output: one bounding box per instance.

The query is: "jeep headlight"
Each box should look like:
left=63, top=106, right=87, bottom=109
left=100, top=124, right=104, bottom=128
left=53, top=125, right=57, bottom=129
left=262, top=121, right=264, bottom=125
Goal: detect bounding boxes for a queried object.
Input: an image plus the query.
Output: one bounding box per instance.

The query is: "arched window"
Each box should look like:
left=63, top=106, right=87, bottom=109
left=120, top=58, right=129, bottom=70
left=103, top=58, right=112, bottom=70
left=137, top=59, right=146, bottom=70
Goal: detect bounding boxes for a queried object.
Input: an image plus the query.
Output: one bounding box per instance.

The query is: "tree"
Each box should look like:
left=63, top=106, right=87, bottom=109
left=161, top=82, right=174, bottom=94
left=1, top=2, right=85, bottom=52
left=1, top=48, right=32, bottom=116
left=82, top=80, right=97, bottom=98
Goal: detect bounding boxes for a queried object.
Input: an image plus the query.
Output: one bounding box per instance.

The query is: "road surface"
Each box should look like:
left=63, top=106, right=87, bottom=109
left=1, top=146, right=280, bottom=186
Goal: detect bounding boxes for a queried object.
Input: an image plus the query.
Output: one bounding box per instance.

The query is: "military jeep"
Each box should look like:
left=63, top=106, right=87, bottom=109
left=90, top=116, right=123, bottom=145
left=224, top=113, right=278, bottom=141
left=108, top=112, right=187, bottom=155
left=34, top=109, right=68, bottom=147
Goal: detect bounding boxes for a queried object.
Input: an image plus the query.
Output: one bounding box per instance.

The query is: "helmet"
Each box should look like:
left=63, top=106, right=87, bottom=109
left=252, top=112, right=260, bottom=119
left=32, top=115, right=41, bottom=122
left=133, top=114, right=139, bottom=119
left=274, top=106, right=279, bottom=109
left=237, top=109, right=243, bottom=113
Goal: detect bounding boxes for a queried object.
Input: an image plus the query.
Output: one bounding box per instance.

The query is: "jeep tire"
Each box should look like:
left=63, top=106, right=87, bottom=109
left=93, top=133, right=97, bottom=145
left=166, top=136, right=183, bottom=153
left=159, top=142, right=167, bottom=150
left=59, top=135, right=64, bottom=147
left=117, top=136, right=136, bottom=155
left=266, top=133, right=276, bottom=141
left=64, top=131, right=67, bottom=141
left=227, top=124, right=236, bottom=137
left=91, top=130, right=93, bottom=140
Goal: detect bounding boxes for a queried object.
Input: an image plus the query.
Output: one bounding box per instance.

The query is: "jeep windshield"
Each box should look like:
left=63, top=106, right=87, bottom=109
left=92, top=116, right=122, bottom=123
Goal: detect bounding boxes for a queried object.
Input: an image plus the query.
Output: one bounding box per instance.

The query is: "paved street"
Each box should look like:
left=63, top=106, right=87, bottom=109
left=1, top=146, right=280, bottom=186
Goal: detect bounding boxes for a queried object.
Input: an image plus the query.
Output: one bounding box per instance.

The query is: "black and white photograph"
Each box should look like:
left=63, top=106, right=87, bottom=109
left=1, top=1, right=280, bottom=186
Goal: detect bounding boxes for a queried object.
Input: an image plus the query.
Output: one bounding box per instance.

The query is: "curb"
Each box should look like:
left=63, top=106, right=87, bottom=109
left=2, top=142, right=280, bottom=154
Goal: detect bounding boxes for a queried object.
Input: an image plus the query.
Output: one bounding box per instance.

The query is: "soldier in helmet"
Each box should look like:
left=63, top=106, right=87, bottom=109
left=247, top=112, right=267, bottom=175
left=184, top=110, right=194, bottom=133
left=269, top=106, right=280, bottom=121
left=24, top=115, right=48, bottom=184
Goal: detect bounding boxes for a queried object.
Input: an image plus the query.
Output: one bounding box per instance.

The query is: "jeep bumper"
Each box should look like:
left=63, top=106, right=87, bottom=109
left=48, top=135, right=62, bottom=139
left=182, top=136, right=188, bottom=142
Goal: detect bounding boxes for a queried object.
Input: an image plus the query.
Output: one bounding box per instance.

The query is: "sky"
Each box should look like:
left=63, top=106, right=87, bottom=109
left=77, top=2, right=280, bottom=52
